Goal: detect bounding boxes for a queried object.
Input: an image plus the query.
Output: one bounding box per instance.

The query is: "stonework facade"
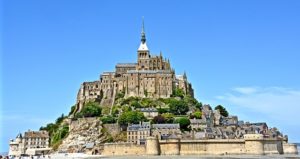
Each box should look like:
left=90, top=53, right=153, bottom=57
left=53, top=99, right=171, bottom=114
left=127, top=122, right=151, bottom=145
left=103, top=135, right=299, bottom=156
left=9, top=130, right=51, bottom=157
left=75, top=22, right=194, bottom=112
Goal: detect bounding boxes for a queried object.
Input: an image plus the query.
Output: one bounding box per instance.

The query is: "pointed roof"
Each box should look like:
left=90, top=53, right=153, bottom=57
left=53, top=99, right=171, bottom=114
left=16, top=133, right=22, bottom=139
left=138, top=17, right=149, bottom=51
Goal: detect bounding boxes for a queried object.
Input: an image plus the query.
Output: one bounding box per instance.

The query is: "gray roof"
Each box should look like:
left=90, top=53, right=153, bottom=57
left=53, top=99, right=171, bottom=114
left=190, top=119, right=206, bottom=124
left=16, top=133, right=22, bottom=139
left=102, top=72, right=115, bottom=75
left=127, top=70, right=172, bottom=74
left=251, top=122, right=267, bottom=126
left=152, top=124, right=180, bottom=129
left=127, top=122, right=151, bottom=131
left=140, top=108, right=158, bottom=112
left=116, top=63, right=137, bottom=67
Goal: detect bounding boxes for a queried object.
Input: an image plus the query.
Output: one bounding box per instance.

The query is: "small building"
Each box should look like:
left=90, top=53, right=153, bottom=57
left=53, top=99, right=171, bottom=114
left=189, top=118, right=207, bottom=130
left=9, top=130, right=51, bottom=157
left=127, top=122, right=151, bottom=145
left=140, top=108, right=158, bottom=119
left=151, top=124, right=181, bottom=140
left=221, top=116, right=238, bottom=126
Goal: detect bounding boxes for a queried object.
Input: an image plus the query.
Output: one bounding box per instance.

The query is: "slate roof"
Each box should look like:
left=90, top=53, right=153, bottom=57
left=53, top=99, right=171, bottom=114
left=127, top=122, right=151, bottom=131
left=152, top=124, right=180, bottom=129
left=190, top=119, right=206, bottom=124
left=116, top=63, right=137, bottom=67
left=127, top=70, right=172, bottom=74
left=24, top=131, right=49, bottom=138
left=140, top=108, right=158, bottom=112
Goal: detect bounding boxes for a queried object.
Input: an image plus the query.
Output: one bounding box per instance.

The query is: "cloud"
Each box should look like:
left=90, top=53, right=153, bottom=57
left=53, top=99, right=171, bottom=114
left=215, top=86, right=300, bottom=125
left=232, top=87, right=259, bottom=94
left=213, top=86, right=300, bottom=142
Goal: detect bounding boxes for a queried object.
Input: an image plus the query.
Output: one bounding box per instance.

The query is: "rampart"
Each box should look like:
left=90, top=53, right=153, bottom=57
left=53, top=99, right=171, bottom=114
left=102, top=134, right=298, bottom=156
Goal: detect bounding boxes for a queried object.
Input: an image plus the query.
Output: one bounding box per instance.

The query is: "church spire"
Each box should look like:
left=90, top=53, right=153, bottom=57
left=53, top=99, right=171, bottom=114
left=138, top=17, right=149, bottom=51
left=141, top=17, right=146, bottom=44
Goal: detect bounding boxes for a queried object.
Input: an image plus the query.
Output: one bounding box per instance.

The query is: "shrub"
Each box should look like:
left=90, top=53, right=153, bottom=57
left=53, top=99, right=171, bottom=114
left=152, top=115, right=166, bottom=124
left=118, top=111, right=147, bottom=125
left=175, top=117, right=191, bottom=131
left=101, top=115, right=116, bottom=124
left=161, top=113, right=175, bottom=123
left=75, top=102, right=102, bottom=118
left=169, top=99, right=189, bottom=115
left=215, top=105, right=229, bottom=117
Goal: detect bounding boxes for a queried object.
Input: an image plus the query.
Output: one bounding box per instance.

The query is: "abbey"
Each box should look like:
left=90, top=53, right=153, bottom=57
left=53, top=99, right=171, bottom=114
left=76, top=21, right=194, bottom=111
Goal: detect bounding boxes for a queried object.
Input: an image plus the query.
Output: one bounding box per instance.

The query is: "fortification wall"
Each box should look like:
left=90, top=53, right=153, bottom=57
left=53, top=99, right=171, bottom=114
left=159, top=139, right=180, bottom=155
left=102, top=143, right=145, bottom=156
left=102, top=136, right=296, bottom=156
left=263, top=139, right=283, bottom=154
left=283, top=143, right=298, bottom=154
left=178, top=139, right=245, bottom=155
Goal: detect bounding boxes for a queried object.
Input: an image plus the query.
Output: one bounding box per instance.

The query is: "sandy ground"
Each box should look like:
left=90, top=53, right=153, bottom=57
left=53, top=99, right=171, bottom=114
left=46, top=153, right=300, bottom=159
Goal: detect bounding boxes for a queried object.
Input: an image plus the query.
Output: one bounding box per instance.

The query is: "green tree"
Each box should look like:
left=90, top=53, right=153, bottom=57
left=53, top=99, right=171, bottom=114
left=161, top=113, right=175, bottom=123
left=51, top=125, right=69, bottom=145
left=118, top=111, right=147, bottom=125
left=131, top=101, right=142, bottom=108
left=184, top=95, right=202, bottom=110
left=190, top=111, right=202, bottom=119
left=68, top=105, right=76, bottom=115
left=172, top=88, right=185, bottom=98
left=152, top=115, right=166, bottom=124
left=40, top=123, right=59, bottom=136
left=169, top=99, right=189, bottom=115
left=175, top=117, right=191, bottom=130
left=115, top=91, right=125, bottom=100
left=101, top=115, right=116, bottom=124
left=215, top=105, right=229, bottom=117
left=75, top=102, right=102, bottom=118
left=55, top=114, right=65, bottom=125
left=157, top=107, right=168, bottom=114
left=111, top=106, right=120, bottom=117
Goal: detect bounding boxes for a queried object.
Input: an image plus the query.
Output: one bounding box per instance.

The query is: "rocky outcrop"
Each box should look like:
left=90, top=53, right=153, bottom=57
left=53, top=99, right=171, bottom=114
left=57, top=117, right=107, bottom=154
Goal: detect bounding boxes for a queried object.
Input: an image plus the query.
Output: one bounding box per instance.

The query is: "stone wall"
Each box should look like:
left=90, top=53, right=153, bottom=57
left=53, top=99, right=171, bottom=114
left=263, top=140, right=283, bottom=154
left=103, top=124, right=120, bottom=137
left=283, top=143, right=298, bottom=154
left=102, top=143, right=145, bottom=156
left=178, top=139, right=245, bottom=155
left=101, top=136, right=298, bottom=156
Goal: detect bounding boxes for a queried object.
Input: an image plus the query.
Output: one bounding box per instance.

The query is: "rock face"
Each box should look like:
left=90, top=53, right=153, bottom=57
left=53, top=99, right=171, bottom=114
left=58, top=117, right=106, bottom=154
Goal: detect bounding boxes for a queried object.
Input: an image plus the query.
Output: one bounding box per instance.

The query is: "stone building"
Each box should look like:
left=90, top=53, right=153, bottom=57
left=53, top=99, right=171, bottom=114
left=127, top=122, right=151, bottom=145
left=189, top=118, right=207, bottom=130
left=139, top=108, right=158, bottom=119
left=152, top=124, right=181, bottom=140
left=8, top=130, right=51, bottom=157
left=75, top=20, right=194, bottom=112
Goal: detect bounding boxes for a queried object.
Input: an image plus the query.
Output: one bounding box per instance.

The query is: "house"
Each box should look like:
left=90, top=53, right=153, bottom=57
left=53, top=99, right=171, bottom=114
left=9, top=130, right=51, bottom=157
left=151, top=124, right=181, bottom=140
left=140, top=108, right=158, bottom=119
left=189, top=118, right=207, bottom=130
left=127, top=122, right=151, bottom=145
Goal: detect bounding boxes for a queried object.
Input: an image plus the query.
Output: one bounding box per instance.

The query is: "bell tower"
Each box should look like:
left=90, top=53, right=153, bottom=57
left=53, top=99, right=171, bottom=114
left=137, top=18, right=150, bottom=70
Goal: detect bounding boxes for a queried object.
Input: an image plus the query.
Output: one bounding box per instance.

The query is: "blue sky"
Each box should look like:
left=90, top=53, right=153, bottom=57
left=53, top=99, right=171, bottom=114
left=1, top=0, right=300, bottom=152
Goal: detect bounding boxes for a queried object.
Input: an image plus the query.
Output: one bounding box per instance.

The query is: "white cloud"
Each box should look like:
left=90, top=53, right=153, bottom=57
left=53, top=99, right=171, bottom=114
left=213, top=86, right=300, bottom=142
left=233, top=87, right=258, bottom=94
left=215, top=86, right=300, bottom=125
